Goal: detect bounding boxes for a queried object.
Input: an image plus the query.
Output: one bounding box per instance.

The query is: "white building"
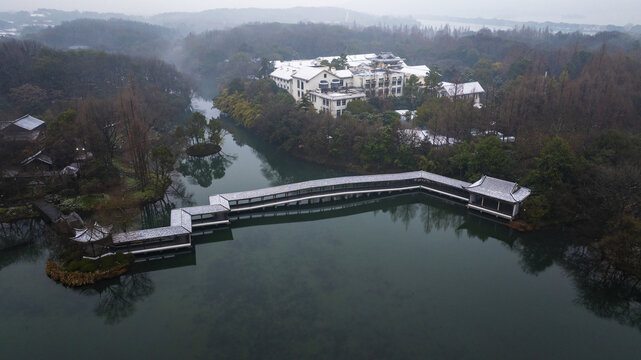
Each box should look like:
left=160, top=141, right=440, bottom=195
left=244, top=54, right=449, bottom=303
left=440, top=81, right=485, bottom=108
left=309, top=89, right=366, bottom=117
left=270, top=52, right=484, bottom=116
left=270, top=52, right=429, bottom=116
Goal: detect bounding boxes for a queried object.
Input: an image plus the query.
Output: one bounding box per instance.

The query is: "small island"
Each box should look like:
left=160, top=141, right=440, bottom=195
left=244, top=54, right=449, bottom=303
left=181, top=112, right=226, bottom=157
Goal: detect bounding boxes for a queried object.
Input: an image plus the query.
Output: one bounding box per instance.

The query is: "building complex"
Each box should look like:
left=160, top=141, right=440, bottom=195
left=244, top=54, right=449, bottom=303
left=270, top=52, right=485, bottom=116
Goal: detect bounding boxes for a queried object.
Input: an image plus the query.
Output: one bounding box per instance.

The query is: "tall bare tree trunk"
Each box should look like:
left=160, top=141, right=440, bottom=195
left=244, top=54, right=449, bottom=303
left=119, top=76, right=150, bottom=188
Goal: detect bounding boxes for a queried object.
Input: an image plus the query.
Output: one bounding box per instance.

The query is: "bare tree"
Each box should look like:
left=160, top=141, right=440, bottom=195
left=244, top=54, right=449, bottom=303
left=118, top=76, right=151, bottom=187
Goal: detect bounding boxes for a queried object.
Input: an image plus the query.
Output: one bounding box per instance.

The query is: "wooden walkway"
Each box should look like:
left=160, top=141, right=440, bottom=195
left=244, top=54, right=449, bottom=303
left=110, top=171, right=530, bottom=255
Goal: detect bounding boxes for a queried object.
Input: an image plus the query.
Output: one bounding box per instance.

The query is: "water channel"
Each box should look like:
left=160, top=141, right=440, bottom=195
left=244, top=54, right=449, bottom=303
left=0, top=98, right=640, bottom=359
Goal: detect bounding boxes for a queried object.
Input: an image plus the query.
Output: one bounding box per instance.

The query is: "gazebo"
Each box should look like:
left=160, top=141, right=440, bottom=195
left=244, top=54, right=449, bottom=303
left=464, top=175, right=531, bottom=220
left=71, top=222, right=113, bottom=257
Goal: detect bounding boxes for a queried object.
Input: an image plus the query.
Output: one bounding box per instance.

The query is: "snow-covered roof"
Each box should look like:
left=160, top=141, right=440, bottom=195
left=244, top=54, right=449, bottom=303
left=371, top=52, right=404, bottom=63
left=401, top=129, right=458, bottom=146
left=112, top=226, right=189, bottom=244
left=61, top=165, right=79, bottom=175
left=441, top=82, right=485, bottom=96
left=395, top=110, right=416, bottom=120
left=292, top=67, right=327, bottom=81
left=219, top=171, right=470, bottom=202
left=270, top=67, right=295, bottom=81
left=20, top=150, right=52, bottom=166
left=396, top=65, right=430, bottom=78
left=334, top=69, right=353, bottom=78
left=12, top=115, right=44, bottom=131
left=71, top=222, right=112, bottom=243
left=310, top=90, right=366, bottom=100
left=464, top=175, right=531, bottom=203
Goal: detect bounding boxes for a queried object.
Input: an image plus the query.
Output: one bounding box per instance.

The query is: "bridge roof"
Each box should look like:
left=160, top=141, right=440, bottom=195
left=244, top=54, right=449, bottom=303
left=219, top=171, right=470, bottom=202
left=112, top=226, right=189, bottom=244
left=181, top=204, right=228, bottom=216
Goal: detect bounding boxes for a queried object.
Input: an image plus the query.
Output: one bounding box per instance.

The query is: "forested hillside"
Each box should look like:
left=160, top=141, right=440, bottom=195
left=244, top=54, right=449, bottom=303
left=172, top=23, right=641, bottom=96
left=0, top=39, right=194, bottom=221
left=0, top=39, right=191, bottom=129
left=21, top=20, right=641, bottom=98
left=24, top=19, right=177, bottom=59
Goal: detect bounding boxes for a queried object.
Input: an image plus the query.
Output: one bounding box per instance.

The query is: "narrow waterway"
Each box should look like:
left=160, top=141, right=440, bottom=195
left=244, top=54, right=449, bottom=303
left=0, top=98, right=640, bottom=359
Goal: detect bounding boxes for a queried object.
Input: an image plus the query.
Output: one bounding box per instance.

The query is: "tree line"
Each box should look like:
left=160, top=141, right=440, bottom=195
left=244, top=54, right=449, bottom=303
left=0, top=38, right=192, bottom=130
left=215, top=70, right=641, bottom=278
left=0, top=39, right=194, bottom=222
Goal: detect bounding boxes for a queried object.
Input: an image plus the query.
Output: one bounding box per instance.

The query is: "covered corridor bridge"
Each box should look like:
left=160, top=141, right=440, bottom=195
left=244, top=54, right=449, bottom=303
left=110, top=171, right=530, bottom=255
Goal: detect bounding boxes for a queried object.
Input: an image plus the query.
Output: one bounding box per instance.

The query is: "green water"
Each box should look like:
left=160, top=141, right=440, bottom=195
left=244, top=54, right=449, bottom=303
left=1, top=100, right=641, bottom=359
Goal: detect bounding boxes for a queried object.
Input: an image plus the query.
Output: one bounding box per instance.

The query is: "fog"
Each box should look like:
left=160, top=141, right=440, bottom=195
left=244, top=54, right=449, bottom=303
left=1, top=0, right=639, bottom=26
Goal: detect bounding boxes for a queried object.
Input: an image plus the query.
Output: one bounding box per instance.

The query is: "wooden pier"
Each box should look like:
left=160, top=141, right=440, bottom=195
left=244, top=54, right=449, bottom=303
left=110, top=171, right=531, bottom=255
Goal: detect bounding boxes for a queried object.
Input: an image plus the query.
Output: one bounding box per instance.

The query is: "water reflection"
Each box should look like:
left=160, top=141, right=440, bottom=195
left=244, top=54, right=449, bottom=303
left=0, top=219, right=51, bottom=271
left=79, top=272, right=155, bottom=325
left=2, top=186, right=641, bottom=345
left=235, top=192, right=641, bottom=335
left=178, top=153, right=236, bottom=188
left=0, top=218, right=47, bottom=249
left=220, top=117, right=345, bottom=186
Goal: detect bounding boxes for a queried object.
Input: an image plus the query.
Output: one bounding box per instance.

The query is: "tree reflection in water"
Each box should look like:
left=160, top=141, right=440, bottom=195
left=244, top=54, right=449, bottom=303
left=564, top=247, right=641, bottom=332
left=178, top=152, right=236, bottom=188
left=385, top=203, right=418, bottom=230
left=381, top=195, right=462, bottom=234
left=0, top=219, right=52, bottom=271
left=380, top=196, right=641, bottom=333
left=80, top=272, right=155, bottom=325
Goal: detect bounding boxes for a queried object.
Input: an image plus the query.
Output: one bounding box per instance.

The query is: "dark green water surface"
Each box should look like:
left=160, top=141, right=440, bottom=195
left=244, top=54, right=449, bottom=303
left=1, top=99, right=640, bottom=359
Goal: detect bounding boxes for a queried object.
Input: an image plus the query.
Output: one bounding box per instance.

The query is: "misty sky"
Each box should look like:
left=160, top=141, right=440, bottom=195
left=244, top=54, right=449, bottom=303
left=1, top=0, right=639, bottom=25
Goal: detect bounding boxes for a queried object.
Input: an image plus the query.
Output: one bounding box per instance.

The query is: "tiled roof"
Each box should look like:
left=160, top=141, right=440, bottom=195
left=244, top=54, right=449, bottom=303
left=12, top=115, right=44, bottom=130
left=464, top=175, right=531, bottom=203
left=291, top=67, right=326, bottom=81
left=441, top=82, right=485, bottom=96
left=219, top=171, right=470, bottom=201
left=112, top=226, right=189, bottom=244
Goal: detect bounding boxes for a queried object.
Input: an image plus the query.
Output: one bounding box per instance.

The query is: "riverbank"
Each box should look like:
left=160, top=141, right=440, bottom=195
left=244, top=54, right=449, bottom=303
left=0, top=178, right=171, bottom=224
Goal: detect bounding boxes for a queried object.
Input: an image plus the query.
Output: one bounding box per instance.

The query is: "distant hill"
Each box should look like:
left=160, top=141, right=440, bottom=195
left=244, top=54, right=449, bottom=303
left=24, top=19, right=177, bottom=58
left=417, top=15, right=641, bottom=36
left=148, top=7, right=420, bottom=33
left=0, top=8, right=140, bottom=36
left=0, top=7, right=418, bottom=37
left=2, top=7, right=639, bottom=38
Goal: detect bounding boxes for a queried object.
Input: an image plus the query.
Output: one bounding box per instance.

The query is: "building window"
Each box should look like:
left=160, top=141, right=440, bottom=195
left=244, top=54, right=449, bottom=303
left=301, top=82, right=304, bottom=90
left=298, top=91, right=300, bottom=97
left=336, top=110, right=341, bottom=117
left=342, top=99, right=346, bottom=106
left=336, top=100, right=341, bottom=106
left=324, top=74, right=327, bottom=78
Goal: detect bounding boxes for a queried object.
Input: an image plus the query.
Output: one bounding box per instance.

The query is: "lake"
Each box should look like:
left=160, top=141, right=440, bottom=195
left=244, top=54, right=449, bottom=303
left=0, top=98, right=640, bottom=359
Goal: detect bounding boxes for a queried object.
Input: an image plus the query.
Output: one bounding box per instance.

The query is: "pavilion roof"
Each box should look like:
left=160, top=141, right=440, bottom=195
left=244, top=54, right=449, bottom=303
left=12, top=115, right=45, bottom=131
left=464, top=175, right=531, bottom=203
